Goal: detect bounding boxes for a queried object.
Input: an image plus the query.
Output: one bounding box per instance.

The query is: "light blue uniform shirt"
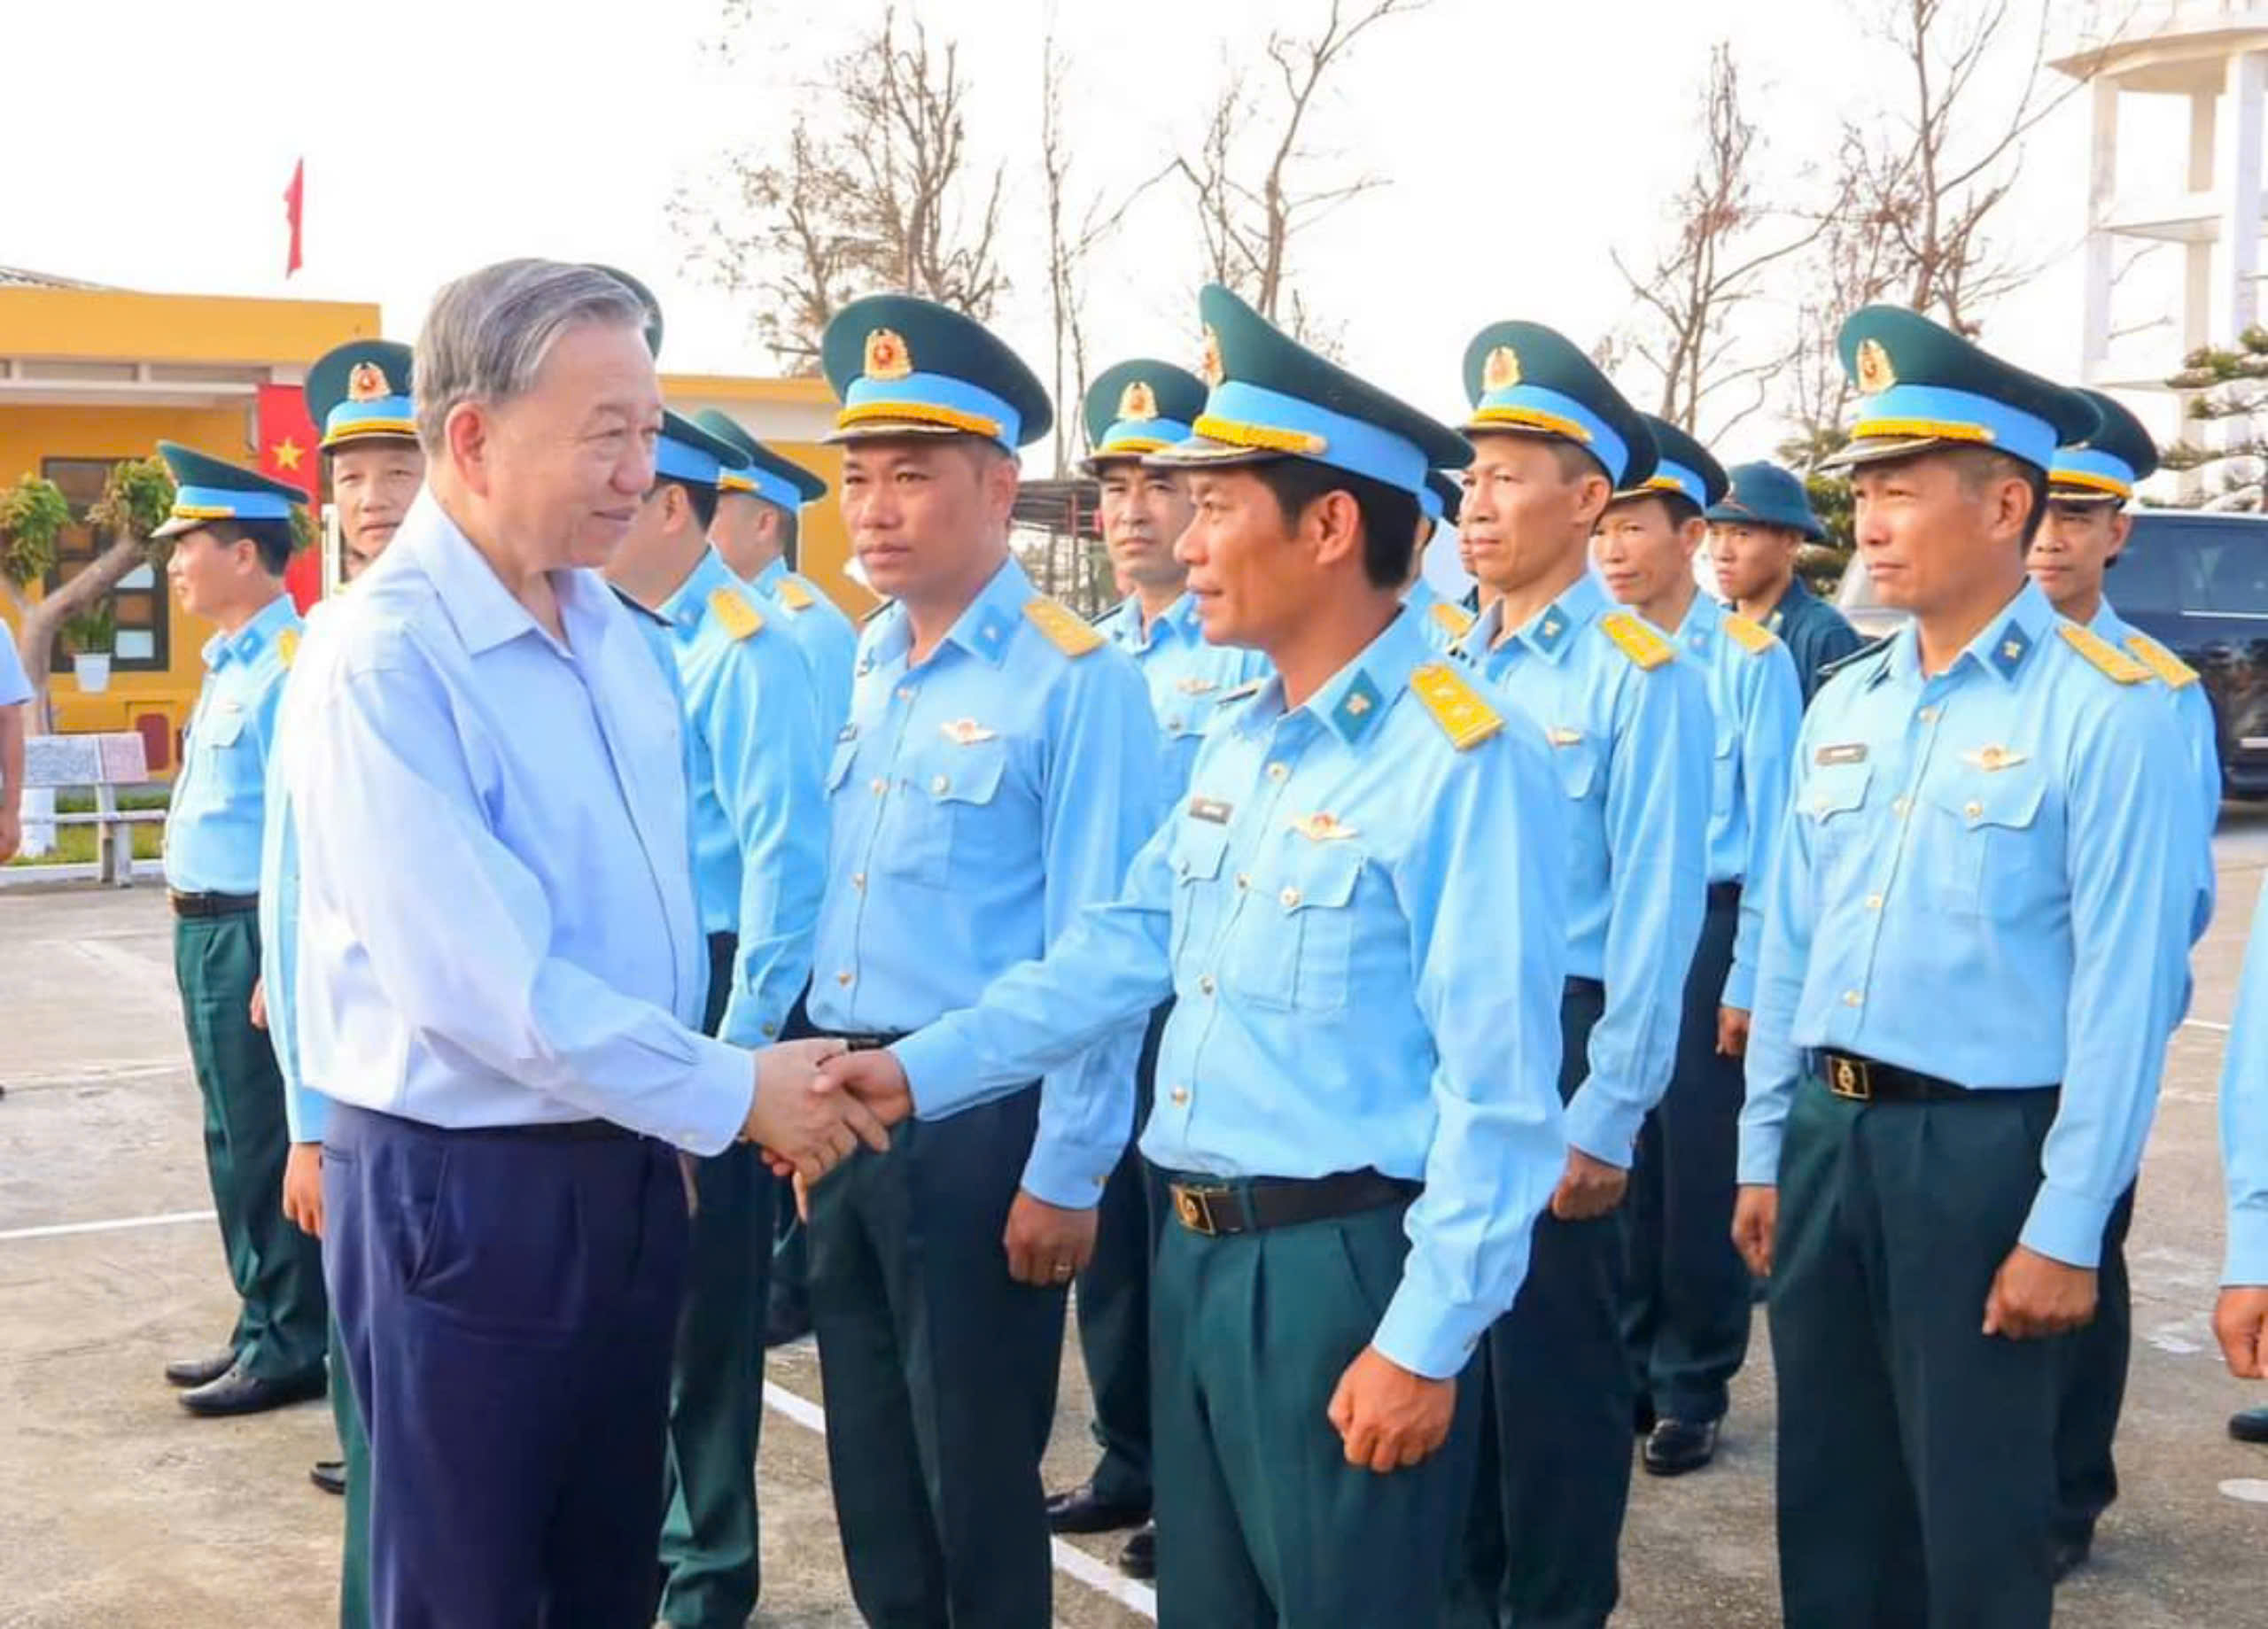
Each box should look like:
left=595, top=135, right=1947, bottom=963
left=1404, top=576, right=1478, bottom=656
left=0, top=625, right=29, bottom=706
left=166, top=593, right=300, bottom=895
left=1452, top=570, right=1710, bottom=1165
left=2091, top=598, right=2219, bottom=944
left=754, top=555, right=858, bottom=744
left=1740, top=580, right=2194, bottom=1268
left=1673, top=593, right=1803, bottom=1010
left=894, top=609, right=1569, bottom=1378
left=1095, top=591, right=1271, bottom=794
left=2220, top=876, right=2268, bottom=1284
left=260, top=601, right=331, bottom=1144
left=660, top=549, right=828, bottom=1046
left=280, top=493, right=753, bottom=1152
left=810, top=555, right=1164, bottom=1207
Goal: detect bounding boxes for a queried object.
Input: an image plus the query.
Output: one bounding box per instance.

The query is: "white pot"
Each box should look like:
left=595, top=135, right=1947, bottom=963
left=73, top=652, right=112, bottom=694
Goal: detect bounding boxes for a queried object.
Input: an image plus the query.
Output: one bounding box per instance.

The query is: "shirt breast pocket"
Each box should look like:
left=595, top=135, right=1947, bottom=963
left=1921, top=770, right=2051, bottom=919
left=1710, top=723, right=1740, bottom=818
left=195, top=708, right=259, bottom=792
left=1801, top=761, right=1872, bottom=879
left=1169, top=820, right=1230, bottom=965
left=826, top=738, right=859, bottom=794
left=1231, top=836, right=1365, bottom=1015
left=882, top=739, right=1011, bottom=888
left=1550, top=734, right=1603, bottom=807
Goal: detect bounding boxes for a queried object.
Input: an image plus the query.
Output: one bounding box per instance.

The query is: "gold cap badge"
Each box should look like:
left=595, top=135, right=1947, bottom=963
left=1855, top=338, right=1896, bottom=395
left=1482, top=345, right=1521, bottom=392
left=864, top=328, right=913, bottom=381
left=346, top=361, right=389, bottom=402
left=1200, top=328, right=1224, bottom=387
left=1118, top=380, right=1159, bottom=422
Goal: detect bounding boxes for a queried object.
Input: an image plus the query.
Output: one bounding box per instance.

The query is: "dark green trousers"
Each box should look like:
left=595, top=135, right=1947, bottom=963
left=1458, top=978, right=1627, bottom=1629
left=1772, top=1074, right=2064, bottom=1629
left=2054, top=1184, right=2134, bottom=1550
left=1621, top=891, right=1751, bottom=1423
left=659, top=932, right=773, bottom=1629
left=808, top=1085, right=1065, bottom=1628
left=330, top=1316, right=371, bottom=1629
left=173, top=911, right=326, bottom=1380
left=1150, top=1185, right=1479, bottom=1628
left=1073, top=1001, right=1170, bottom=1508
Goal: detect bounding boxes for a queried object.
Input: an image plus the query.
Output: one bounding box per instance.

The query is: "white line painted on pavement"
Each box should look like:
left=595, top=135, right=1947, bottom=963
left=2219, top=1478, right=2268, bottom=1504
left=0, top=1207, right=214, bottom=1244
left=764, top=1379, right=1161, bottom=1621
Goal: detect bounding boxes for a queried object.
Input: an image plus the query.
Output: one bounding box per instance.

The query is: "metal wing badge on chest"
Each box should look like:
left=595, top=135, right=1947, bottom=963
left=1958, top=744, right=2029, bottom=772
left=939, top=718, right=998, bottom=745
left=1289, top=811, right=1358, bottom=842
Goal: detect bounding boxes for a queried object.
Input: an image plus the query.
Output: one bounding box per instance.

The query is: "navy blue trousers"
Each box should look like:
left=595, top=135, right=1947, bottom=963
left=324, top=1105, right=689, bottom=1629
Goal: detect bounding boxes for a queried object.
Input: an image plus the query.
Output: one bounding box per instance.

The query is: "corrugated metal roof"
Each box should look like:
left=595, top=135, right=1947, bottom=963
left=0, top=266, right=112, bottom=291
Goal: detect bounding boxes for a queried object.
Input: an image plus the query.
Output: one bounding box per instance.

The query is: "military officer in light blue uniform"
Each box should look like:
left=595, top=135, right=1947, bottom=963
left=601, top=407, right=828, bottom=1629
left=1734, top=305, right=2195, bottom=1628
left=1405, top=470, right=1477, bottom=654
left=153, top=443, right=330, bottom=1422
left=696, top=408, right=857, bottom=742
left=1047, top=356, right=1270, bottom=1579
left=1447, top=324, right=1710, bottom=1629
left=799, top=294, right=1162, bottom=1628
left=2216, top=880, right=2268, bottom=1405
left=821, top=281, right=1571, bottom=1629
left=1592, top=415, right=1801, bottom=1479
left=2025, top=384, right=2218, bottom=1572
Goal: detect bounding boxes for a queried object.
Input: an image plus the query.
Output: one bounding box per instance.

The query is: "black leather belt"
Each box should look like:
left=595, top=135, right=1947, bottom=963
left=169, top=890, right=259, bottom=919
left=1707, top=880, right=1743, bottom=910
left=1165, top=1167, right=1420, bottom=1238
left=1813, top=1050, right=2055, bottom=1105
left=808, top=1030, right=910, bottom=1053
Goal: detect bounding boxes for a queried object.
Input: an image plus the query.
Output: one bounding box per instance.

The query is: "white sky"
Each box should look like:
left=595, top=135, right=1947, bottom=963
left=2, top=0, right=2192, bottom=465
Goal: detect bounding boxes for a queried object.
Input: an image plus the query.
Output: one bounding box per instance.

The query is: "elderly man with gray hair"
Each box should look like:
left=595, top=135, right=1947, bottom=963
left=281, top=258, right=877, bottom=1627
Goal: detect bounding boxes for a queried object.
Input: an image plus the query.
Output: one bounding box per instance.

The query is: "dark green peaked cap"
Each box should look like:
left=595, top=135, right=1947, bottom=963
left=1146, top=283, right=1467, bottom=498
left=695, top=408, right=828, bottom=508
left=1082, top=358, right=1209, bottom=469
left=306, top=339, right=416, bottom=453
left=2050, top=387, right=2159, bottom=503
left=1460, top=320, right=1658, bottom=490
left=1613, top=414, right=1728, bottom=509
left=1823, top=304, right=2093, bottom=474
left=820, top=293, right=1052, bottom=451
left=151, top=441, right=307, bottom=540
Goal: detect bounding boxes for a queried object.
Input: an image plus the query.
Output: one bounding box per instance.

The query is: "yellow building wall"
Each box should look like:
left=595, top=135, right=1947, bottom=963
left=0, top=401, right=257, bottom=756
left=0, top=288, right=377, bottom=366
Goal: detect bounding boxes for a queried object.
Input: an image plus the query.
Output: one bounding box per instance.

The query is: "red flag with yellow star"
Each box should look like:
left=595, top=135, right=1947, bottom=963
left=256, top=382, right=322, bottom=610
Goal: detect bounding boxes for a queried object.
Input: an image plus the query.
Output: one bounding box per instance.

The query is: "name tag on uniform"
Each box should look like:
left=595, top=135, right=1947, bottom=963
left=1960, top=745, right=2028, bottom=772
left=1815, top=742, right=1868, bottom=766
left=1176, top=677, right=1219, bottom=696
left=836, top=723, right=858, bottom=743
left=940, top=718, right=998, bottom=745
left=1188, top=795, right=1234, bottom=825
left=1545, top=726, right=1583, bottom=748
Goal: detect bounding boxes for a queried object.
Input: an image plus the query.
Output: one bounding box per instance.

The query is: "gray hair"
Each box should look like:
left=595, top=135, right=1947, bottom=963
left=413, top=260, right=649, bottom=454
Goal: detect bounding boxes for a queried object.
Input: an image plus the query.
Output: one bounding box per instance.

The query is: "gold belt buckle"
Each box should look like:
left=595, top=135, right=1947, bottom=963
left=1173, top=1183, right=1224, bottom=1236
left=1827, top=1053, right=1873, bottom=1102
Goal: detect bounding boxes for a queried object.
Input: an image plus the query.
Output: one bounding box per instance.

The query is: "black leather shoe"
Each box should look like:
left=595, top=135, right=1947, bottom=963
left=1045, top=1481, right=1150, bottom=1535
left=2231, top=1405, right=2268, bottom=1444
left=1118, top=1522, right=1154, bottom=1580
left=309, top=1460, right=346, bottom=1496
left=179, top=1362, right=327, bottom=1418
left=764, top=1296, right=812, bottom=1350
left=2053, top=1532, right=2092, bottom=1582
left=163, top=1348, right=237, bottom=1389
left=1641, top=1418, right=1720, bottom=1477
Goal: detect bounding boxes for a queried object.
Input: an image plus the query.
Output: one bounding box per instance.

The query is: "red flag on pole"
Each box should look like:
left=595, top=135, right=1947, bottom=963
left=257, top=383, right=323, bottom=611
left=283, top=159, right=305, bottom=278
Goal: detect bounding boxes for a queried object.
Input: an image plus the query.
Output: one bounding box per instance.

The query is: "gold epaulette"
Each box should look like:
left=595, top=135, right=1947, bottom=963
left=1600, top=611, right=1674, bottom=671
left=1024, top=596, right=1105, bottom=657
left=776, top=577, right=817, bottom=612
left=1410, top=662, right=1503, bottom=750
left=2123, top=632, right=2199, bottom=690
left=1430, top=601, right=1475, bottom=640
left=2058, top=623, right=2149, bottom=685
left=276, top=628, right=300, bottom=668
left=709, top=587, right=765, bottom=641
left=1723, top=614, right=1776, bottom=655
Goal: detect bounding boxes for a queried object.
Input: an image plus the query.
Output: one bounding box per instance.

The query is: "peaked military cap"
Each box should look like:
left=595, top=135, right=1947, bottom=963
left=151, top=441, right=307, bottom=540
left=1082, top=359, right=1208, bottom=471
left=1706, top=461, right=1825, bottom=540
left=821, top=294, right=1052, bottom=452
left=1612, top=415, right=1727, bottom=511
left=2051, top=387, right=2159, bottom=505
left=1147, top=283, right=1468, bottom=499
left=306, top=340, right=416, bottom=453
left=1459, top=321, right=1658, bottom=490
left=694, top=408, right=828, bottom=511
left=1821, top=305, right=2093, bottom=475
left=1420, top=469, right=1463, bottom=525
left=655, top=408, right=750, bottom=491
left=588, top=264, right=664, bottom=357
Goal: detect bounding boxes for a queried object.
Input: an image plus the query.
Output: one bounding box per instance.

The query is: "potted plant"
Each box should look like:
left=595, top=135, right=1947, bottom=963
left=62, top=601, right=115, bottom=694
